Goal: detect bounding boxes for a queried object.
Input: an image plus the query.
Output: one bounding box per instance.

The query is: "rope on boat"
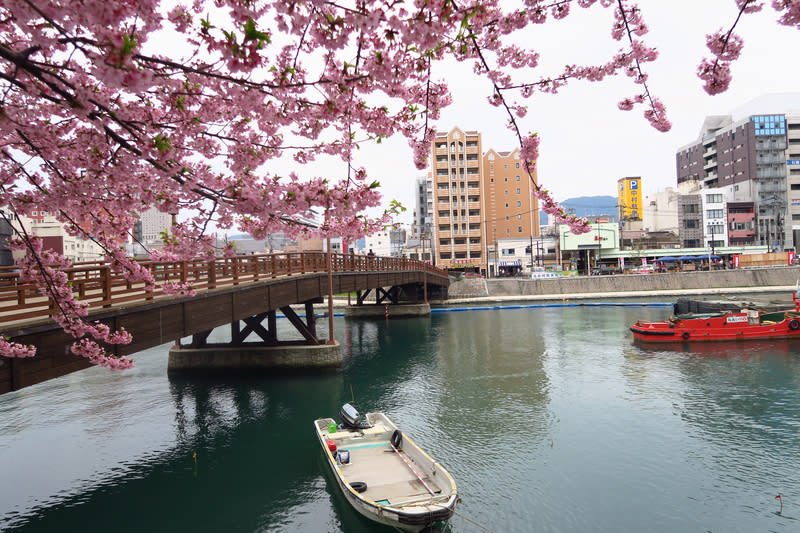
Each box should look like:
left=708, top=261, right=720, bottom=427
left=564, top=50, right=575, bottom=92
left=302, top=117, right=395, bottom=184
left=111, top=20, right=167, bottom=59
left=451, top=508, right=496, bottom=532
left=388, top=440, right=436, bottom=496
left=418, top=501, right=497, bottom=533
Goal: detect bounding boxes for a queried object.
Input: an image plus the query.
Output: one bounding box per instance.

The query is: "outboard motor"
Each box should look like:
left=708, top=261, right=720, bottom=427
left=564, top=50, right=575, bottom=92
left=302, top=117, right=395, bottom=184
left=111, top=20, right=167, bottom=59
left=339, top=403, right=371, bottom=430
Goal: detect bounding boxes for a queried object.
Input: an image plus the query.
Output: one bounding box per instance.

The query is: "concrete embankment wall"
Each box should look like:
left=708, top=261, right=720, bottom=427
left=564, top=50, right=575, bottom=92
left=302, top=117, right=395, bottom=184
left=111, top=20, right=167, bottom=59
left=447, top=266, right=800, bottom=301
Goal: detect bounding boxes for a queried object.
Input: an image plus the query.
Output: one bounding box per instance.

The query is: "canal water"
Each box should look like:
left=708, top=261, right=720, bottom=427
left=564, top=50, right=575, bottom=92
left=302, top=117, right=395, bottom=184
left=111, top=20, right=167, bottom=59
left=1, top=301, right=799, bottom=532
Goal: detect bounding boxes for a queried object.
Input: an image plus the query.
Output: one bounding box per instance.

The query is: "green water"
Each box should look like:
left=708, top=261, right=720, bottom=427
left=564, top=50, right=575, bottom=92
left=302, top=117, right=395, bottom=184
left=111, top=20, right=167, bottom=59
left=2, top=303, right=799, bottom=532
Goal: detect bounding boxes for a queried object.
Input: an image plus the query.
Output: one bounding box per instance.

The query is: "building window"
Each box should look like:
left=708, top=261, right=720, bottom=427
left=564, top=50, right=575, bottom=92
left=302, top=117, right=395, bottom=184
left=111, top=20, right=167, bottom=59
left=518, top=226, right=523, bottom=232
left=517, top=201, right=522, bottom=207
left=516, top=188, right=520, bottom=194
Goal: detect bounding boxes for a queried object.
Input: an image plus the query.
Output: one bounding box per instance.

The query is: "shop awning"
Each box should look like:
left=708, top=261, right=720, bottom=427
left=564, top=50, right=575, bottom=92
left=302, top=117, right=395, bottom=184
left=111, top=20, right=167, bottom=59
left=499, top=261, right=521, bottom=267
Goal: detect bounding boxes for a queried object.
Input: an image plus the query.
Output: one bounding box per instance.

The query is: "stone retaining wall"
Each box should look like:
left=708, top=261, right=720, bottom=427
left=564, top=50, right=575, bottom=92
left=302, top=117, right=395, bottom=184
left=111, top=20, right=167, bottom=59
left=447, top=267, right=800, bottom=299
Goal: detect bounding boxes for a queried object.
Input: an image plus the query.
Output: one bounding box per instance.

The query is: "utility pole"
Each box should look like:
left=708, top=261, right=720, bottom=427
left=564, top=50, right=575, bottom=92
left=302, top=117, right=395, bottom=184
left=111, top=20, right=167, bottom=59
left=529, top=232, right=534, bottom=273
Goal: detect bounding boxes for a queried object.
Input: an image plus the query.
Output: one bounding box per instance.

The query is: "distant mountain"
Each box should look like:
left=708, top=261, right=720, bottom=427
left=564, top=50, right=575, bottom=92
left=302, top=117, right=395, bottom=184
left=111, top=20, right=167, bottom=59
left=540, top=195, right=618, bottom=224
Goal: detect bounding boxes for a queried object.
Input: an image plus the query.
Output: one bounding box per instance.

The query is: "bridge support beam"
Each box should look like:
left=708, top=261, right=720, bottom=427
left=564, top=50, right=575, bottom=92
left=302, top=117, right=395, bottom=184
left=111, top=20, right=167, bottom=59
left=344, top=302, right=430, bottom=318
left=168, top=303, right=342, bottom=373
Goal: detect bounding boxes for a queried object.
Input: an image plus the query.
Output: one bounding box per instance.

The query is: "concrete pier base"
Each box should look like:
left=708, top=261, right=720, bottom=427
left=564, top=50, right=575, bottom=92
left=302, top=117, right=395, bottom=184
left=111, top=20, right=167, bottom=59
left=167, top=342, right=343, bottom=374
left=344, top=303, right=431, bottom=318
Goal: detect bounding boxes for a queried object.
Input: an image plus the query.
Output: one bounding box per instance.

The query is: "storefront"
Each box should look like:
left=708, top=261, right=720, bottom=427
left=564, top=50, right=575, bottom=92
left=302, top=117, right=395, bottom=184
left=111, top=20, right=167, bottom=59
left=498, top=260, right=522, bottom=277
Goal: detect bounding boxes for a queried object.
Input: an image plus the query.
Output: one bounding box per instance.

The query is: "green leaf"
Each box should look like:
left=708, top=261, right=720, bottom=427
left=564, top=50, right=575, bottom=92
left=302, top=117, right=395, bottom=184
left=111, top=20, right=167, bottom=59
left=121, top=34, right=136, bottom=56
left=154, top=134, right=171, bottom=153
left=243, top=17, right=271, bottom=43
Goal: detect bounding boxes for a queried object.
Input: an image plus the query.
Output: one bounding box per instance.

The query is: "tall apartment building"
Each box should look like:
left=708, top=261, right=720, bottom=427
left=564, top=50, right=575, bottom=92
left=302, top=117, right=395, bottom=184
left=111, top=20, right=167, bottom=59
left=431, top=127, right=484, bottom=271
left=676, top=114, right=792, bottom=250
left=413, top=175, right=434, bottom=237
left=430, top=126, right=539, bottom=275
left=787, top=114, right=800, bottom=247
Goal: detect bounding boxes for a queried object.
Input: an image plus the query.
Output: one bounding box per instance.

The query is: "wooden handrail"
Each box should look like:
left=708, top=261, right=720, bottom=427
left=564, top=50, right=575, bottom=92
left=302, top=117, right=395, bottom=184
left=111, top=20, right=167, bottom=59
left=0, top=252, right=447, bottom=328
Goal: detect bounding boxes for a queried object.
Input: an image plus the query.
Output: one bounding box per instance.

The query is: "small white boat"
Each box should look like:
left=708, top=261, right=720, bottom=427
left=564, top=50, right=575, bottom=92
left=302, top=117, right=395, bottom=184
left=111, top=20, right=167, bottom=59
left=313, top=404, right=458, bottom=532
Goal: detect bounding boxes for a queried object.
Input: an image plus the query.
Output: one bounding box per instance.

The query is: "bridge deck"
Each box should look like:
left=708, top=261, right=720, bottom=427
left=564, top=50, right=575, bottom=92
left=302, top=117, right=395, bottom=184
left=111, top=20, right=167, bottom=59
left=0, top=253, right=449, bottom=394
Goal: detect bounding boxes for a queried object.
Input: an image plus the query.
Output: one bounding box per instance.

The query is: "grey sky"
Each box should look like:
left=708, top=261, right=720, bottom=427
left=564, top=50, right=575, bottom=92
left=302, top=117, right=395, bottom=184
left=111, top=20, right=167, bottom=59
left=360, top=1, right=800, bottom=227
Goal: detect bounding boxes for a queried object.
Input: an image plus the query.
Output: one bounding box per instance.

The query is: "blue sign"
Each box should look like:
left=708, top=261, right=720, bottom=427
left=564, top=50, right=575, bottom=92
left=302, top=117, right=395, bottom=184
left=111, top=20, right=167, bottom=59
left=788, top=160, right=800, bottom=165
left=630, top=180, right=638, bottom=189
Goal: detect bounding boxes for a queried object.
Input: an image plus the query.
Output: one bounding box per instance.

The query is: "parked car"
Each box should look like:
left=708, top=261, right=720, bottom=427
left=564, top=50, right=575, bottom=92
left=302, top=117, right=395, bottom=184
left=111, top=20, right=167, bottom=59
left=592, top=265, right=622, bottom=275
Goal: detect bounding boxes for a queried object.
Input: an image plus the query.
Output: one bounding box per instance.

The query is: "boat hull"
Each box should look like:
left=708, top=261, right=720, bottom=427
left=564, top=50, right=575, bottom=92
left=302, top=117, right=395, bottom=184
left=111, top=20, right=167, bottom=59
left=631, top=310, right=800, bottom=342
left=313, top=412, right=458, bottom=532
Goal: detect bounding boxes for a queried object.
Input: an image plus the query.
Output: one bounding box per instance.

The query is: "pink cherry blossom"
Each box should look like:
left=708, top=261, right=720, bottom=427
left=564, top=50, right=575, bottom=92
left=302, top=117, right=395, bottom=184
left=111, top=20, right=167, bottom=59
left=0, top=0, right=791, bottom=366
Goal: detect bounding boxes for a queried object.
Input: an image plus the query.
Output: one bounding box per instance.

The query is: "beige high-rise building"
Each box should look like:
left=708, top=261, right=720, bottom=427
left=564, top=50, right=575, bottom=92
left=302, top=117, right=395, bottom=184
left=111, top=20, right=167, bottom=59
left=431, top=127, right=483, bottom=271
left=430, top=126, right=539, bottom=275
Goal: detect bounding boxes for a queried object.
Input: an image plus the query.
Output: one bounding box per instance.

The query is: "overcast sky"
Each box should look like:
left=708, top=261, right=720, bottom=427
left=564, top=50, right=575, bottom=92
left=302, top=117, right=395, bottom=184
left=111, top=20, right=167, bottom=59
left=353, top=1, right=800, bottom=227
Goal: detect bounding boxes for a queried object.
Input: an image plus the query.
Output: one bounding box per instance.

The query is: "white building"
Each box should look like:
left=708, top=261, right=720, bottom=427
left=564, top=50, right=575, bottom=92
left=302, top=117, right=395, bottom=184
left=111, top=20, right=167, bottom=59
left=12, top=212, right=104, bottom=263
left=701, top=188, right=729, bottom=250
left=137, top=206, right=172, bottom=244
left=643, top=187, right=679, bottom=235
left=364, top=231, right=392, bottom=256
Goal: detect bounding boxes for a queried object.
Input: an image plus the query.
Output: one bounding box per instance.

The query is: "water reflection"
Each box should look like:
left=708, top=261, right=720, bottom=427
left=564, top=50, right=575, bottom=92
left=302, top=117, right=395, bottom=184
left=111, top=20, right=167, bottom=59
left=3, top=302, right=800, bottom=533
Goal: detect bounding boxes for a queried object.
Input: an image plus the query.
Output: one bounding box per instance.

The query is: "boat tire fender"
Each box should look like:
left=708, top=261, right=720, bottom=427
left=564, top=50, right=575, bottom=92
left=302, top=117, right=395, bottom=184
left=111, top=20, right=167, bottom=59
left=350, top=481, right=368, bottom=493
left=682, top=331, right=690, bottom=340
left=790, top=319, right=800, bottom=330
left=391, top=429, right=403, bottom=449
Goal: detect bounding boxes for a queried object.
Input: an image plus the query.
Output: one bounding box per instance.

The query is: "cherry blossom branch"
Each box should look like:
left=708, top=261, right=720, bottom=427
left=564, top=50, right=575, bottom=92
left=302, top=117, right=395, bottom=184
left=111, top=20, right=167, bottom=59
left=697, top=0, right=757, bottom=95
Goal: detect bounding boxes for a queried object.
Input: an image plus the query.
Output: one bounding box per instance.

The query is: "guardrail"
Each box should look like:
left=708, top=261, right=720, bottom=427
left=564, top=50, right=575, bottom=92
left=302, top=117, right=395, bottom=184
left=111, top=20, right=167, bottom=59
left=0, top=253, right=446, bottom=327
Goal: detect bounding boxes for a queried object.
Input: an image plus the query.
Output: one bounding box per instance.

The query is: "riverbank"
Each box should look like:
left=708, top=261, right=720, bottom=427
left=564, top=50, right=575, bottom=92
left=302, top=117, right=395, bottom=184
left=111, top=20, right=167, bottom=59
left=443, top=266, right=800, bottom=306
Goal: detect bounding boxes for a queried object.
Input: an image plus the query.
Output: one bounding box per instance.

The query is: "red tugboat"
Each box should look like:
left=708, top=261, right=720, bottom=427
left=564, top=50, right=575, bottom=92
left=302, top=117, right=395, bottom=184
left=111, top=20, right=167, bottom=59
left=631, top=285, right=800, bottom=343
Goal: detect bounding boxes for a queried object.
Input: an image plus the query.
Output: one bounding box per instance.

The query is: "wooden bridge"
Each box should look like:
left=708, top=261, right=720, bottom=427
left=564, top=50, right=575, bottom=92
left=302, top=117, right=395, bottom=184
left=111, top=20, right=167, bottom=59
left=0, top=252, right=450, bottom=394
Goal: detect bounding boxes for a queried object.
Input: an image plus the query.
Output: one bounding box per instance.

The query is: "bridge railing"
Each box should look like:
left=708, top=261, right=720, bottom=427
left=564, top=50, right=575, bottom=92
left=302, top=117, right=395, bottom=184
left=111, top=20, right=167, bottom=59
left=0, top=252, right=447, bottom=327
